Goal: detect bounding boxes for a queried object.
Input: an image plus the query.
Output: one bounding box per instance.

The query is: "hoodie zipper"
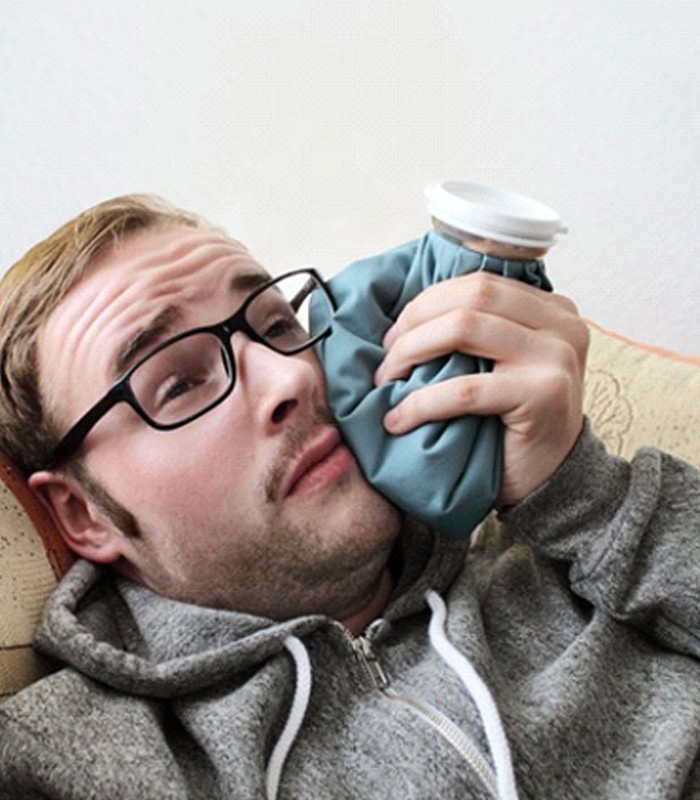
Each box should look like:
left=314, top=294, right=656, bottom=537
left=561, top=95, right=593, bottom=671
left=351, top=635, right=498, bottom=799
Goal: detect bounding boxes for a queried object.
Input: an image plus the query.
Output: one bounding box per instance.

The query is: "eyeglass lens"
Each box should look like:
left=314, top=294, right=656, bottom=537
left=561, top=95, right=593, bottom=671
left=129, top=271, right=330, bottom=427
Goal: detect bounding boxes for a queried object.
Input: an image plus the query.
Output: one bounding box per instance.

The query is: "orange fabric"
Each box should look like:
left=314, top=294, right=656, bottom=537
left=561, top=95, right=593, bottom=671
left=0, top=453, right=74, bottom=579
left=586, top=320, right=700, bottom=366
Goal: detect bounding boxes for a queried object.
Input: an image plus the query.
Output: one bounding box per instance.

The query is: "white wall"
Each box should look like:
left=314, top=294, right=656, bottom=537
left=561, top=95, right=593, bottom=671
left=2, top=0, right=699, bottom=354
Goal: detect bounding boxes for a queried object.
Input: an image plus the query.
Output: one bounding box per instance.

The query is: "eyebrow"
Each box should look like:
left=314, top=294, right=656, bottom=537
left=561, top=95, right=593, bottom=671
left=229, top=270, right=271, bottom=295
left=112, top=270, right=272, bottom=380
left=114, top=306, right=183, bottom=379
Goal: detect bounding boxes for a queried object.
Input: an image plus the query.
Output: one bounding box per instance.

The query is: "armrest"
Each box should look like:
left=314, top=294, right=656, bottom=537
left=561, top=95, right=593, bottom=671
left=0, top=453, right=73, bottom=701
left=584, top=322, right=700, bottom=465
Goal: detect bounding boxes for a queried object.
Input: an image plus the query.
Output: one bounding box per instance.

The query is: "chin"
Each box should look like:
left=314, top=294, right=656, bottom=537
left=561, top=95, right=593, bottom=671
left=322, top=470, right=401, bottom=536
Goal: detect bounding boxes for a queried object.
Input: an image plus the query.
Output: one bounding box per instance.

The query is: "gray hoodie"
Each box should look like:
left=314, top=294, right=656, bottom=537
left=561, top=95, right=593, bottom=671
left=2, top=424, right=700, bottom=799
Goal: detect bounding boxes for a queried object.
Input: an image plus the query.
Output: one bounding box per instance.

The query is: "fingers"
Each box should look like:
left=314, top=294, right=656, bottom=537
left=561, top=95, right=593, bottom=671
left=375, top=307, right=539, bottom=385
left=383, top=364, right=579, bottom=436
left=383, top=371, right=519, bottom=434
left=382, top=273, right=588, bottom=380
left=373, top=270, right=588, bottom=505
left=383, top=271, right=579, bottom=350
left=377, top=273, right=588, bottom=386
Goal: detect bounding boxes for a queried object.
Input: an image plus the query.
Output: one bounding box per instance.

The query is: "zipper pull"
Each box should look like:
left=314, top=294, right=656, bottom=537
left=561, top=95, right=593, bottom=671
left=352, top=635, right=390, bottom=691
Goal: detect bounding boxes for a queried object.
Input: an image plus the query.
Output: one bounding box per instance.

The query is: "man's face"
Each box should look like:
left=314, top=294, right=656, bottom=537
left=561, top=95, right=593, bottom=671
left=35, top=226, right=400, bottom=620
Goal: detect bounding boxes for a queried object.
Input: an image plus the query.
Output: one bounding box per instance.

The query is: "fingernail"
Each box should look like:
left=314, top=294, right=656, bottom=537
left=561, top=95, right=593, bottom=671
left=383, top=324, right=396, bottom=348
left=384, top=407, right=401, bottom=432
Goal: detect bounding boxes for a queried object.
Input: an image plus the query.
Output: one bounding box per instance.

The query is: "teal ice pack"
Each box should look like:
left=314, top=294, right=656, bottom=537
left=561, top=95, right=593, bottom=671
left=314, top=229, right=552, bottom=538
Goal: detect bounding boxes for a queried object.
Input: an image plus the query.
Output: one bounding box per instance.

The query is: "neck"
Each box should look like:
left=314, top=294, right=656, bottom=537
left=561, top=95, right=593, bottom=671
left=339, top=568, right=394, bottom=636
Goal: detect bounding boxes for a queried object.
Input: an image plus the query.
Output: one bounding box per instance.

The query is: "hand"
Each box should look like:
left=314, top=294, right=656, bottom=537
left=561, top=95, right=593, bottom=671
left=373, top=272, right=589, bottom=507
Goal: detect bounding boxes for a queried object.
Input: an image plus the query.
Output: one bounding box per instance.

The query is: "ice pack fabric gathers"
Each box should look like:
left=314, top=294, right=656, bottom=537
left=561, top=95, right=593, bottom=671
left=314, top=229, right=552, bottom=538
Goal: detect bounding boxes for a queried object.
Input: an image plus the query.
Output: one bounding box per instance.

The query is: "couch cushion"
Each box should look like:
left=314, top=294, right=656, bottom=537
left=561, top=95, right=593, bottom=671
left=0, top=452, right=73, bottom=700
left=584, top=323, right=700, bottom=466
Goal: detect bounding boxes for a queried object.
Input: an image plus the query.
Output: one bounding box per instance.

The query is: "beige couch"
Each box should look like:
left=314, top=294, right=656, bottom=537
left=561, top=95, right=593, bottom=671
left=1, top=323, right=699, bottom=702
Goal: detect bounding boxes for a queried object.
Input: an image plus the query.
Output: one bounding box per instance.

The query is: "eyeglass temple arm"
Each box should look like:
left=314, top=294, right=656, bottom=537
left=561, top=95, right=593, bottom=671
left=294, top=272, right=337, bottom=312
left=46, top=387, right=126, bottom=469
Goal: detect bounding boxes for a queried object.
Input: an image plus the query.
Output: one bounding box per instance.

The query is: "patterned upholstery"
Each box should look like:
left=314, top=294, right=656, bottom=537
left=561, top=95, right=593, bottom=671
left=0, top=453, right=73, bottom=701
left=0, top=323, right=698, bottom=702
left=584, top=322, right=700, bottom=465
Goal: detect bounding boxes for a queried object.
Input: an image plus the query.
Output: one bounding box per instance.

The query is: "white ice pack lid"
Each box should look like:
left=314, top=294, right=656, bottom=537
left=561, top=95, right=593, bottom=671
left=425, top=180, right=567, bottom=249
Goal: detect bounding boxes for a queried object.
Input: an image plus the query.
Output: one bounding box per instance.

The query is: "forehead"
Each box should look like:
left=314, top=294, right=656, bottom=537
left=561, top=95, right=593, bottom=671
left=49, top=225, right=269, bottom=334
left=86, top=225, right=263, bottom=298
left=37, top=226, right=268, bottom=420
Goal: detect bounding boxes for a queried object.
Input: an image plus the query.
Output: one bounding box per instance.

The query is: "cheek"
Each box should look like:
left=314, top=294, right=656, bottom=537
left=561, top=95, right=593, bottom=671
left=89, top=417, right=258, bottom=523
left=305, top=350, right=327, bottom=390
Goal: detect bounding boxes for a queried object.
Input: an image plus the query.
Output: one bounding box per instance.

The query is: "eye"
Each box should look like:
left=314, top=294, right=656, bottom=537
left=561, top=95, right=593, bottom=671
left=150, top=370, right=212, bottom=416
left=131, top=331, right=230, bottom=424
left=161, top=374, right=204, bottom=403
left=264, top=313, right=300, bottom=340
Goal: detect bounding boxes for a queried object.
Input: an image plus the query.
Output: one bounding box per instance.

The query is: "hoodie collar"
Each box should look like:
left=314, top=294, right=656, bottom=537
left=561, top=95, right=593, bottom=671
left=34, top=522, right=470, bottom=698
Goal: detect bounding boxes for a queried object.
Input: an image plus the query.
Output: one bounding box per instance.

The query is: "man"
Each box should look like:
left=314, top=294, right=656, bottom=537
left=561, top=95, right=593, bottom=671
left=0, top=194, right=698, bottom=799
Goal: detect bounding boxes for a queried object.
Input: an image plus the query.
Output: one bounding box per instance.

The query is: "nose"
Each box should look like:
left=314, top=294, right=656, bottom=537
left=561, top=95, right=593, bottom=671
left=233, top=335, right=324, bottom=435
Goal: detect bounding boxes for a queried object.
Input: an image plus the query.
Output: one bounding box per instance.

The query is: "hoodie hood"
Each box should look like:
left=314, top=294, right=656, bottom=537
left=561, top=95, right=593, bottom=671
left=34, top=521, right=470, bottom=700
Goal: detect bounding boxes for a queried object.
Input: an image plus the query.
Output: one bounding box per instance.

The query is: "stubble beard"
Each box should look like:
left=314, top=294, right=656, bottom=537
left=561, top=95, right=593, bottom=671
left=89, top=405, right=402, bottom=620
left=205, top=407, right=402, bottom=620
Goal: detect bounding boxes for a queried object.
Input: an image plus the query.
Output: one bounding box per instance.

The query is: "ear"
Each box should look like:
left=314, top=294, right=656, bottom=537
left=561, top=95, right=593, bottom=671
left=28, top=471, right=124, bottom=564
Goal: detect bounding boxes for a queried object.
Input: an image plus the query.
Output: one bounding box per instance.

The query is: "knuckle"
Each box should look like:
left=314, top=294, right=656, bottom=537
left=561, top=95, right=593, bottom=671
left=541, top=327, right=588, bottom=377
left=469, top=272, right=499, bottom=308
left=536, top=368, right=576, bottom=411
left=447, top=308, right=476, bottom=344
left=557, top=305, right=590, bottom=363
left=575, top=321, right=591, bottom=359
left=557, top=339, right=581, bottom=375
left=553, top=293, right=580, bottom=316
left=455, top=377, right=478, bottom=407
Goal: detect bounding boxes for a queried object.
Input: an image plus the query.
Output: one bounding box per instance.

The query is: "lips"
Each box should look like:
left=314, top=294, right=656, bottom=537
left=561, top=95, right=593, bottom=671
left=283, top=428, right=354, bottom=498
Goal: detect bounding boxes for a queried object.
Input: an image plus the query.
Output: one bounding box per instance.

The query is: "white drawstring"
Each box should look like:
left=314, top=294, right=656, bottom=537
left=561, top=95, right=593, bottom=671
left=265, top=601, right=516, bottom=799
left=265, top=636, right=312, bottom=800
left=426, top=590, right=519, bottom=800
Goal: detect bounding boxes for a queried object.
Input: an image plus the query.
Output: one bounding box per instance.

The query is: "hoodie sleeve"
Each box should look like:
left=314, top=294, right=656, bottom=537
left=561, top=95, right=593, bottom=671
left=500, top=420, right=700, bottom=658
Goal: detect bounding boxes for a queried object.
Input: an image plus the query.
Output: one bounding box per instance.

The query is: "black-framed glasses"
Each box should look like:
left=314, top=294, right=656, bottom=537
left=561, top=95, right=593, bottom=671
left=45, top=268, right=336, bottom=469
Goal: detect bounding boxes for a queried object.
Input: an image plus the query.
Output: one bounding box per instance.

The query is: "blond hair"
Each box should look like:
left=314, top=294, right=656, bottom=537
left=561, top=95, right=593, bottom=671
left=0, top=194, right=216, bottom=475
